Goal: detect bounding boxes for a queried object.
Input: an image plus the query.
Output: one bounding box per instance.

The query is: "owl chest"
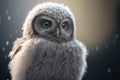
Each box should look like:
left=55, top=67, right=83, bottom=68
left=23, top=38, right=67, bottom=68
left=35, top=44, right=80, bottom=68
left=26, top=43, right=81, bottom=80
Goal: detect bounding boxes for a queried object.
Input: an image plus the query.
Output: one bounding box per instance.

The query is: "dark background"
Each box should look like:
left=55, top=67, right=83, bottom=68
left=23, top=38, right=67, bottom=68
left=0, top=0, right=120, bottom=80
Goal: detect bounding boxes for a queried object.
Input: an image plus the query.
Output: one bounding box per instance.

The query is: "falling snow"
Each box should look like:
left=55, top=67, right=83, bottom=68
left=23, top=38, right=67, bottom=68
left=2, top=47, right=5, bottom=51
left=95, top=46, right=99, bottom=51
left=21, top=27, right=23, bottom=30
left=8, top=16, right=11, bottom=20
left=6, top=41, right=9, bottom=46
left=108, top=68, right=111, bottom=73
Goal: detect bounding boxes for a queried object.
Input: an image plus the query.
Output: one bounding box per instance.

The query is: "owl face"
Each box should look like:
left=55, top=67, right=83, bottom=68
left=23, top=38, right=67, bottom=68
left=23, top=2, right=76, bottom=43
left=32, top=14, right=74, bottom=43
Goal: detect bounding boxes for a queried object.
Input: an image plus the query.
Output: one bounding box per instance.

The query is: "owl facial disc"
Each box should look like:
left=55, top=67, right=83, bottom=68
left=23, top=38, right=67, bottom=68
left=23, top=2, right=76, bottom=43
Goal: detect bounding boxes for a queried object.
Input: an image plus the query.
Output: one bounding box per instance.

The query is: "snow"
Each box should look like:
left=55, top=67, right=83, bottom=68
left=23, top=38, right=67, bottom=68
left=2, top=47, right=5, bottom=51
left=8, top=16, right=11, bottom=20
left=95, top=46, right=99, bottom=51
left=108, top=68, right=111, bottom=73
left=6, top=41, right=9, bottom=46
left=21, top=27, right=23, bottom=30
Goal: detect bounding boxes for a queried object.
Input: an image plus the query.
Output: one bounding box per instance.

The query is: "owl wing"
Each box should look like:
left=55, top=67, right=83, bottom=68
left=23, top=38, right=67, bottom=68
left=9, top=37, right=27, bottom=59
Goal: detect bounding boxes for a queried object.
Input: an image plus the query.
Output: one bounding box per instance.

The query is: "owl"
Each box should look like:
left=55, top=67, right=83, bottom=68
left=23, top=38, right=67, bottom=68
left=8, top=2, right=88, bottom=80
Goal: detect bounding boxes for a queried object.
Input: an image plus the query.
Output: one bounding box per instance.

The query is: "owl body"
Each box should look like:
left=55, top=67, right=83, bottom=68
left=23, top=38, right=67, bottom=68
left=9, top=2, right=88, bottom=80
left=9, top=38, right=87, bottom=80
left=26, top=39, right=87, bottom=80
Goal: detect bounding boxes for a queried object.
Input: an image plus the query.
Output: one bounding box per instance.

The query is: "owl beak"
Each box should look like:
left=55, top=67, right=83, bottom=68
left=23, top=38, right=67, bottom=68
left=56, top=28, right=60, bottom=37
left=49, top=28, right=60, bottom=38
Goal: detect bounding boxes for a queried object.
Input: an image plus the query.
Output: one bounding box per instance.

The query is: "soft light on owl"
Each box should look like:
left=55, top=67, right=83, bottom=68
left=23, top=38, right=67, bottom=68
left=8, top=2, right=88, bottom=80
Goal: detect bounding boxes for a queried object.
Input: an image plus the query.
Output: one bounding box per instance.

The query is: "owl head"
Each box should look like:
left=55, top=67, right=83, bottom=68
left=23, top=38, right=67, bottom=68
left=23, top=2, right=76, bottom=43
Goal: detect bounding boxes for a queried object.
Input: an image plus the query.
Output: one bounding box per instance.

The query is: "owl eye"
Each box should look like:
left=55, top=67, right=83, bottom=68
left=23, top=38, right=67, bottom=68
left=62, top=23, right=68, bottom=29
left=42, top=20, right=52, bottom=28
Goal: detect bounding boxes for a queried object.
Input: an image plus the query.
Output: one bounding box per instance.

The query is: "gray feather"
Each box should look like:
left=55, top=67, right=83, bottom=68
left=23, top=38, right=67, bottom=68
left=25, top=39, right=87, bottom=80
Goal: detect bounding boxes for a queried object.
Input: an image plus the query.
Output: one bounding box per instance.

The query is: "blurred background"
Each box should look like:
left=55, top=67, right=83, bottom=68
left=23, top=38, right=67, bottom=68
left=0, top=0, right=120, bottom=80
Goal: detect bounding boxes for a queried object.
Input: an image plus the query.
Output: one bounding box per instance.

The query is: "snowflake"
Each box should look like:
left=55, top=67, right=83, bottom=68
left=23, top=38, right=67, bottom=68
left=108, top=68, right=111, bottom=73
left=8, top=16, right=11, bottom=20
left=6, top=41, right=9, bottom=46
left=95, top=46, right=99, bottom=51
left=2, top=47, right=5, bottom=51
left=21, top=27, right=23, bottom=30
